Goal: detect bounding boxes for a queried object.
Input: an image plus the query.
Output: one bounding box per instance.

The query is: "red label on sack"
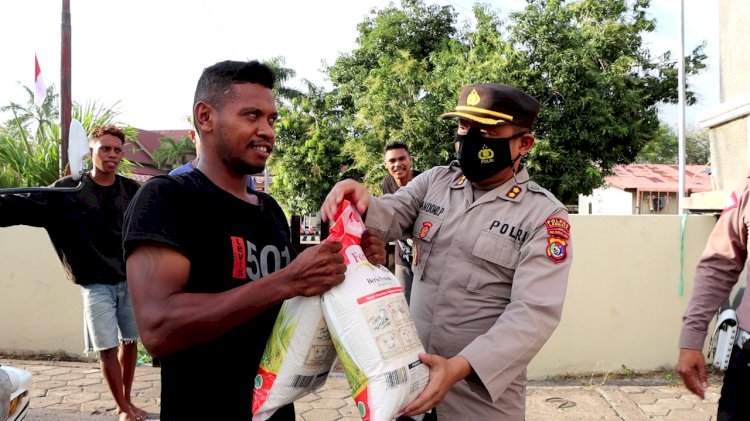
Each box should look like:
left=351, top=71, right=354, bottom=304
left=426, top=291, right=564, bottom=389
left=356, top=287, right=404, bottom=304
left=354, top=386, right=370, bottom=421
left=252, top=367, right=277, bottom=414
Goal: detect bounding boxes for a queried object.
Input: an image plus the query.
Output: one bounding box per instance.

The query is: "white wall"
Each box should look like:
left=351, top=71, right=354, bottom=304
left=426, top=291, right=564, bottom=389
left=528, top=214, right=715, bottom=377
left=578, top=187, right=633, bottom=215
left=0, top=215, right=720, bottom=378
left=0, top=226, right=83, bottom=354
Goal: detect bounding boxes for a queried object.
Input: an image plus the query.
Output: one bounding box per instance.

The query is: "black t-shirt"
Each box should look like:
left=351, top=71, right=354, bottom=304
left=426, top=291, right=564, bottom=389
left=381, top=170, right=421, bottom=263
left=122, top=170, right=296, bottom=420
left=0, top=173, right=140, bottom=285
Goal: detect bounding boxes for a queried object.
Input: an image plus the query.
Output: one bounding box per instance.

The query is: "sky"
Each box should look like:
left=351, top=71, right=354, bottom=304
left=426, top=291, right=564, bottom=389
left=0, top=0, right=719, bottom=131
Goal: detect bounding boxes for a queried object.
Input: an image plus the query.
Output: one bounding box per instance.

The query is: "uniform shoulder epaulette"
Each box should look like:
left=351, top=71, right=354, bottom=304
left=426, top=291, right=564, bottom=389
left=527, top=181, right=565, bottom=209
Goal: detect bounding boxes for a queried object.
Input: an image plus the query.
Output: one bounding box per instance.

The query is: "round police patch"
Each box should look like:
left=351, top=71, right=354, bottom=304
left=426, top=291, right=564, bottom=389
left=546, top=237, right=568, bottom=263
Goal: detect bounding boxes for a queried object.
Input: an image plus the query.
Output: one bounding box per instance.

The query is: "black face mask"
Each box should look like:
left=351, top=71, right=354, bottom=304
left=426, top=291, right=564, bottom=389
left=455, top=127, right=526, bottom=183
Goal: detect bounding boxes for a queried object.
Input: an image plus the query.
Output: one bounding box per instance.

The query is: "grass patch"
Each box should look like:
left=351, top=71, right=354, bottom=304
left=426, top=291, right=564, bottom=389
left=534, top=364, right=727, bottom=387
left=0, top=349, right=96, bottom=363
left=137, top=342, right=153, bottom=365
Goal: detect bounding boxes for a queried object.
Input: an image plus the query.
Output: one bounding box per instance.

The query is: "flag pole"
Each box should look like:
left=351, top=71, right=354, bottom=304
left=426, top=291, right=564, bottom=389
left=60, top=0, right=72, bottom=176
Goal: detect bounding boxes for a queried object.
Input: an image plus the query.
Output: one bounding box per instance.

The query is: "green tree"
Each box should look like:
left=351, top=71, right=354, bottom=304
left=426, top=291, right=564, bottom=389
left=323, top=0, right=707, bottom=204
left=0, top=84, right=136, bottom=188
left=264, top=56, right=303, bottom=103
left=151, top=137, right=195, bottom=170
left=270, top=80, right=357, bottom=214
left=328, top=0, right=460, bottom=187
left=636, top=124, right=710, bottom=165
left=506, top=0, right=706, bottom=202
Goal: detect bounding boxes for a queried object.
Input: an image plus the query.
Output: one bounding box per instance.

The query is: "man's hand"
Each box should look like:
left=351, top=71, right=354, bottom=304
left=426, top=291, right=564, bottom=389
left=401, top=354, right=473, bottom=417
left=320, top=179, right=371, bottom=222
left=677, top=348, right=708, bottom=399
left=285, top=242, right=346, bottom=296
left=361, top=229, right=387, bottom=266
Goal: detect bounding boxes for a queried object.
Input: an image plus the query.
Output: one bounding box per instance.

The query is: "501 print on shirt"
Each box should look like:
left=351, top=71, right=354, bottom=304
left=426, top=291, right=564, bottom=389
left=232, top=236, right=292, bottom=280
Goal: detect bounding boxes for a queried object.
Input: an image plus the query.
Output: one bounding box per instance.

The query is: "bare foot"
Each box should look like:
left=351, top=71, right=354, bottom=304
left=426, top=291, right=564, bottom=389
left=118, top=409, right=136, bottom=421
left=129, top=403, right=149, bottom=421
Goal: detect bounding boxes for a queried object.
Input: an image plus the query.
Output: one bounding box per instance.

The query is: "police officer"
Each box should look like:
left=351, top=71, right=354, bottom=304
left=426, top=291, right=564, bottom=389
left=321, top=83, right=572, bottom=420
left=678, top=172, right=750, bottom=420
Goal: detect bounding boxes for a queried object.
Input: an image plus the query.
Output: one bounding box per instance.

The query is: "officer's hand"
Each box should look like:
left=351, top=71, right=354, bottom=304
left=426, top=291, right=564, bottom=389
left=361, top=229, right=387, bottom=266
left=320, top=179, right=371, bottom=223
left=401, top=354, right=472, bottom=417
left=677, top=348, right=708, bottom=399
left=284, top=242, right=346, bottom=297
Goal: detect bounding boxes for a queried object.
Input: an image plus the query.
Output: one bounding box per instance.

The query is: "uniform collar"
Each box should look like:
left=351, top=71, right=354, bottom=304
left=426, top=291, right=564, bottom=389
left=449, top=161, right=469, bottom=189
left=451, top=163, right=530, bottom=203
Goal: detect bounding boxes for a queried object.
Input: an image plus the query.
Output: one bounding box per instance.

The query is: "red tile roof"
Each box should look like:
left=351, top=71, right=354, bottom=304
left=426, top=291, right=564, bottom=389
left=124, top=128, right=191, bottom=177
left=605, top=164, right=712, bottom=194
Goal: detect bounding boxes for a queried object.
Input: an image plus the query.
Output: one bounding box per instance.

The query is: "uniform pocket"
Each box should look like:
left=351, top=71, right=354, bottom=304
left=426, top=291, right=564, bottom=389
left=471, top=230, right=519, bottom=269
left=467, top=231, right=518, bottom=298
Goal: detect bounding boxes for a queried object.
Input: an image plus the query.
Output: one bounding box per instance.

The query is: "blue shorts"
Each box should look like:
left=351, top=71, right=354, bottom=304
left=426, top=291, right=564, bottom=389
left=81, top=281, right=139, bottom=352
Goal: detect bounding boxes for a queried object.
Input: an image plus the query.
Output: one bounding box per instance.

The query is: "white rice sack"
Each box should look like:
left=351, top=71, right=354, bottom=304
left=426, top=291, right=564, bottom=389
left=252, top=295, right=337, bottom=421
left=321, top=201, right=430, bottom=421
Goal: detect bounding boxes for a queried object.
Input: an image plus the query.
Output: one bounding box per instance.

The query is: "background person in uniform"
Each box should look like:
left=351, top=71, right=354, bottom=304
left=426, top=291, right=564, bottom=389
left=123, top=60, right=385, bottom=420
left=321, top=83, right=572, bottom=420
left=382, top=141, right=421, bottom=302
left=0, top=125, right=146, bottom=421
left=678, top=172, right=750, bottom=420
left=169, top=127, right=256, bottom=190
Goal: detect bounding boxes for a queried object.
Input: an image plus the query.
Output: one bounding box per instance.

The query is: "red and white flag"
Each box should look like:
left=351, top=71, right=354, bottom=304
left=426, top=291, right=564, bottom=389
left=34, top=54, right=46, bottom=107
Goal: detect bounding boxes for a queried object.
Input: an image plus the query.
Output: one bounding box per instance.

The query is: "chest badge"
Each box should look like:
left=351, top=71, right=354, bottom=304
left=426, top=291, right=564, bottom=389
left=455, top=175, right=466, bottom=186
left=506, top=185, right=522, bottom=199
left=419, top=221, right=433, bottom=239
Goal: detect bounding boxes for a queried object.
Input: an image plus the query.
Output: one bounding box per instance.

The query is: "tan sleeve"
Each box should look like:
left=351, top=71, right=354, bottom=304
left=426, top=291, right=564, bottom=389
left=680, top=175, right=750, bottom=350
left=365, top=169, right=432, bottom=241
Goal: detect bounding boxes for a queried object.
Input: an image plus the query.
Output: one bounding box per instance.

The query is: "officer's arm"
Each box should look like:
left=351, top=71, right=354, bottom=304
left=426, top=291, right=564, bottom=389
left=365, top=169, right=431, bottom=242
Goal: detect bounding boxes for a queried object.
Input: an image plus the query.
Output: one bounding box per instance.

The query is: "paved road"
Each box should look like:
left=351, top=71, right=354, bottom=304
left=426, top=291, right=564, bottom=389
left=28, top=408, right=113, bottom=420
left=3, top=358, right=723, bottom=420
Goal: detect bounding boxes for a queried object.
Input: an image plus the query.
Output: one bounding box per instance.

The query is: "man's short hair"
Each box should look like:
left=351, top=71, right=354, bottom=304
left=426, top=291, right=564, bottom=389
left=384, top=141, right=411, bottom=155
left=90, top=125, right=125, bottom=145
left=193, top=60, right=276, bottom=113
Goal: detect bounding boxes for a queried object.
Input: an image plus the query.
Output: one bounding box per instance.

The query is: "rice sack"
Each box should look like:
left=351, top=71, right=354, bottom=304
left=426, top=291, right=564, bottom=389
left=322, top=201, right=430, bottom=421
left=252, top=295, right=337, bottom=421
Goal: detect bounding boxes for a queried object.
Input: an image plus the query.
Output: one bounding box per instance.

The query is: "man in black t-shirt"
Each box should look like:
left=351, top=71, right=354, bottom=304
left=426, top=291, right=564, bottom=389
left=381, top=141, right=421, bottom=303
left=123, top=60, right=386, bottom=420
left=0, top=125, right=146, bottom=421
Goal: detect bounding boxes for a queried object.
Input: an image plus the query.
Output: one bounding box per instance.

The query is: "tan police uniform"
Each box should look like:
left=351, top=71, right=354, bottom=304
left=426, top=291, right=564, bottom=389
left=365, top=161, right=572, bottom=420
left=681, top=170, right=750, bottom=350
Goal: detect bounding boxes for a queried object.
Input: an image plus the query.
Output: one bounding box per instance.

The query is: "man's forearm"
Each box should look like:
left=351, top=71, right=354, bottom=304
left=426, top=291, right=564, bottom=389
left=139, top=275, right=292, bottom=358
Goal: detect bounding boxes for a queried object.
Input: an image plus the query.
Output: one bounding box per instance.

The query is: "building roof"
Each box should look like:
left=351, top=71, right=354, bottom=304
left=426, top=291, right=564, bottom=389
left=124, top=128, right=191, bottom=177
left=605, top=164, right=713, bottom=194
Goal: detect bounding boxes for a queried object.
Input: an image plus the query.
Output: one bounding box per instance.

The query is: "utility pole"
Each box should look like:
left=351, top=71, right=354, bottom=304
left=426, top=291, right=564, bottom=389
left=60, top=0, right=72, bottom=175
left=677, top=0, right=686, bottom=209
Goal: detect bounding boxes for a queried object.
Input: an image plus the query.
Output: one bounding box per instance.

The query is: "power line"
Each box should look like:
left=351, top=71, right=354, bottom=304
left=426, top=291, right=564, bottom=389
left=200, top=1, right=239, bottom=56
